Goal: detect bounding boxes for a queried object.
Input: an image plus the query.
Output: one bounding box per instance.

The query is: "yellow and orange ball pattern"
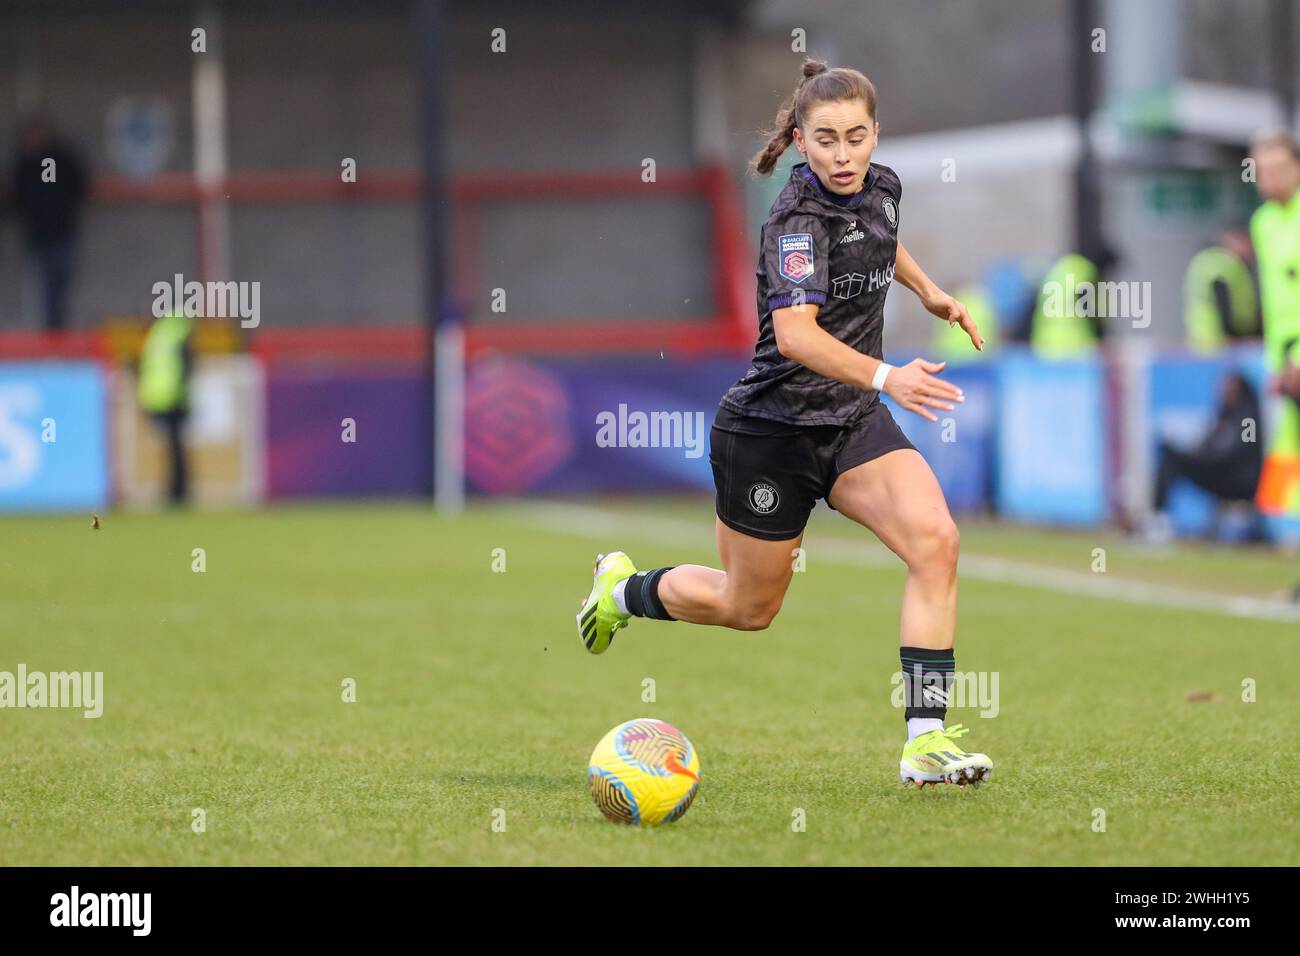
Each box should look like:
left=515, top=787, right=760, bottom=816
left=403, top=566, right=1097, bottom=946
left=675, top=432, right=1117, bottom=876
left=587, top=718, right=700, bottom=827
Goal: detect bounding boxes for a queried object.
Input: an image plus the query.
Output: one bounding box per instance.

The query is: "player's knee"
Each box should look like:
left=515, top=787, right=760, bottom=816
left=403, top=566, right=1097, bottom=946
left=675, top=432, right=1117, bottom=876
left=908, top=515, right=960, bottom=572
left=730, top=595, right=783, bottom=631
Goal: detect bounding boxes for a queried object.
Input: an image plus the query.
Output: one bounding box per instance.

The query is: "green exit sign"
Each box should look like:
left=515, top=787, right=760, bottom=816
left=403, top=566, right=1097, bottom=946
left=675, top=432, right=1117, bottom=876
left=1145, top=174, right=1220, bottom=217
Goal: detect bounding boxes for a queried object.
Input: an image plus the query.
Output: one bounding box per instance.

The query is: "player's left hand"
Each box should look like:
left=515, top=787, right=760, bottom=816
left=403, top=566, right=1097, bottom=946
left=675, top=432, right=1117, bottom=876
left=923, top=290, right=984, bottom=351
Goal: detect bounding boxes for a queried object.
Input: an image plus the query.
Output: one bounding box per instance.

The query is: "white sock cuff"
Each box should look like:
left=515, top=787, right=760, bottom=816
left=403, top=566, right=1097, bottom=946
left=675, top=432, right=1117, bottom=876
left=612, top=578, right=630, bottom=616
left=906, top=717, right=944, bottom=742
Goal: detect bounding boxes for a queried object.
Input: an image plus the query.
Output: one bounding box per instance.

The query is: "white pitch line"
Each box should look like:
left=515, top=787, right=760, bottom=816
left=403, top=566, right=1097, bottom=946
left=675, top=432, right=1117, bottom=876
left=524, top=502, right=1300, bottom=625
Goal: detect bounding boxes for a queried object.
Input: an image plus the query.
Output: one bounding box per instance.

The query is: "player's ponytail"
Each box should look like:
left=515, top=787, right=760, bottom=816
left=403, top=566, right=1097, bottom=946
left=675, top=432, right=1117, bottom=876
left=749, top=58, right=878, bottom=176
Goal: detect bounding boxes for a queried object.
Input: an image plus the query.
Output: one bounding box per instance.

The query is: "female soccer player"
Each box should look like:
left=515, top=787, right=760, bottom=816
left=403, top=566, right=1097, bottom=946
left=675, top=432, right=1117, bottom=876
left=576, top=60, right=992, bottom=788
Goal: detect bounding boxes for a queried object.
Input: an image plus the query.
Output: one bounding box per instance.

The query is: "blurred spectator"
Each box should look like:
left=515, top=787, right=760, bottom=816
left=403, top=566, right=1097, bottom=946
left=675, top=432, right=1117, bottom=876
left=932, top=283, right=997, bottom=362
left=989, top=258, right=1044, bottom=345
left=1142, top=372, right=1262, bottom=544
left=1248, top=129, right=1300, bottom=520
left=138, top=312, right=194, bottom=505
left=12, top=113, right=88, bottom=332
left=1182, top=227, right=1260, bottom=354
left=1029, top=244, right=1116, bottom=359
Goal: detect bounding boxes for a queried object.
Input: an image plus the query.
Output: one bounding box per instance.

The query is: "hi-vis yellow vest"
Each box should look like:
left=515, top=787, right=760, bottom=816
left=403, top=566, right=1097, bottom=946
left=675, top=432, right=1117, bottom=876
left=1251, top=191, right=1300, bottom=516
left=1182, top=247, right=1257, bottom=354
left=138, top=313, right=192, bottom=413
left=932, top=286, right=996, bottom=362
left=1031, top=254, right=1099, bottom=359
left=1251, top=192, right=1300, bottom=372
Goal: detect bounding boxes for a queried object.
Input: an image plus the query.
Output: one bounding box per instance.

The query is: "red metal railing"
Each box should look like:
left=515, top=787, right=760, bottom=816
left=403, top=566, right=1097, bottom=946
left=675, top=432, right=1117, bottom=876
left=0, top=165, right=754, bottom=362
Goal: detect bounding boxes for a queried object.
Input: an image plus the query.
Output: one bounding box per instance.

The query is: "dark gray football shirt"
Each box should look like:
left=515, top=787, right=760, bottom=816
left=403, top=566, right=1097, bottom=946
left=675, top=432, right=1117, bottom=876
left=719, top=161, right=902, bottom=427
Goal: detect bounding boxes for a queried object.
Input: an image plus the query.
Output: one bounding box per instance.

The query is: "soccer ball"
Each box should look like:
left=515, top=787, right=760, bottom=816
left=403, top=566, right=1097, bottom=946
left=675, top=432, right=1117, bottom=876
left=587, top=718, right=701, bottom=827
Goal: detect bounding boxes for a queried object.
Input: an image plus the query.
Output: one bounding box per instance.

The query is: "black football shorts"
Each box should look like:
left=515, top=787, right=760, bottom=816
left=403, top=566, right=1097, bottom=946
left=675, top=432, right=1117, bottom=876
left=709, top=400, right=917, bottom=541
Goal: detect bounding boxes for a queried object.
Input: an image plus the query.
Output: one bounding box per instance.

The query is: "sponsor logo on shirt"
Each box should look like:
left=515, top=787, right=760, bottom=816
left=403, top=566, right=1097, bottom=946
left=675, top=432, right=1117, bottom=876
left=832, top=261, right=894, bottom=299
left=832, top=273, right=865, bottom=299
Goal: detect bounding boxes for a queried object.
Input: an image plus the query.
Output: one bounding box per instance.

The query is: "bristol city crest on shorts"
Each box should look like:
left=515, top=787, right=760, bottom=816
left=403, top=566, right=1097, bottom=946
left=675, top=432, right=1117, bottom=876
left=778, top=233, right=814, bottom=283
left=747, top=481, right=780, bottom=515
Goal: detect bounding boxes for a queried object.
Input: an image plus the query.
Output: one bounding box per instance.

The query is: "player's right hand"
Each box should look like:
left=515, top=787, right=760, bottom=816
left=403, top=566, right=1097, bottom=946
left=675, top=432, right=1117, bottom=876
left=883, top=358, right=964, bottom=422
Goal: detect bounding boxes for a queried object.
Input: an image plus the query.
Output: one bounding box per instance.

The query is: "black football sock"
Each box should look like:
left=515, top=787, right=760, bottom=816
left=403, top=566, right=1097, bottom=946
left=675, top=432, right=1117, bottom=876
left=900, top=646, right=955, bottom=722
left=623, top=568, right=677, bottom=621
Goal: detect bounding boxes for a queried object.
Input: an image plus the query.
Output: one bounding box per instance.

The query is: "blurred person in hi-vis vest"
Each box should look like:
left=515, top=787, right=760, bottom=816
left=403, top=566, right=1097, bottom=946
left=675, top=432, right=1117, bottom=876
left=138, top=311, right=194, bottom=505
left=1248, top=130, right=1300, bottom=522
left=1182, top=227, right=1260, bottom=355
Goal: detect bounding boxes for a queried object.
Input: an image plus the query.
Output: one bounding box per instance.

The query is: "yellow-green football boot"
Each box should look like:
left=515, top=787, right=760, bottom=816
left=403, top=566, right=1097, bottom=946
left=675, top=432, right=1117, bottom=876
left=900, top=724, right=993, bottom=788
left=576, top=552, right=636, bottom=654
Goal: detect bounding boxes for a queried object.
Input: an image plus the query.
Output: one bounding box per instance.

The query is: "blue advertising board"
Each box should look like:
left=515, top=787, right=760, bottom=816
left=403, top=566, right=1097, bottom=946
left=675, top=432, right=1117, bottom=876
left=0, top=362, right=110, bottom=511
left=994, top=352, right=1107, bottom=525
left=462, top=355, right=743, bottom=496
left=883, top=360, right=996, bottom=514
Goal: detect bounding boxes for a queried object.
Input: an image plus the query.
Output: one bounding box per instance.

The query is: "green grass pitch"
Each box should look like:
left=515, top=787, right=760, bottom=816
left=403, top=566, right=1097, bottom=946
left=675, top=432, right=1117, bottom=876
left=2, top=499, right=1297, bottom=866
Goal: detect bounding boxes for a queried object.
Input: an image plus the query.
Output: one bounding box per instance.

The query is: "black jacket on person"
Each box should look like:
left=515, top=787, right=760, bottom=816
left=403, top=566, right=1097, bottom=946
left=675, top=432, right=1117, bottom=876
left=1199, top=377, right=1261, bottom=473
left=13, top=140, right=87, bottom=245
